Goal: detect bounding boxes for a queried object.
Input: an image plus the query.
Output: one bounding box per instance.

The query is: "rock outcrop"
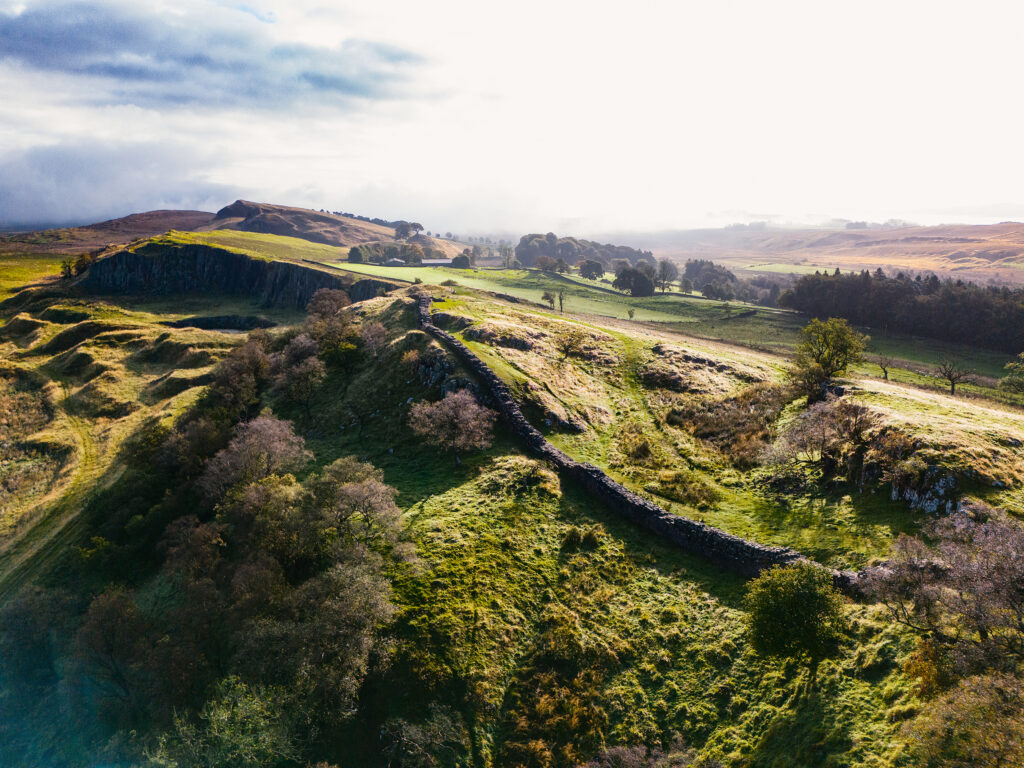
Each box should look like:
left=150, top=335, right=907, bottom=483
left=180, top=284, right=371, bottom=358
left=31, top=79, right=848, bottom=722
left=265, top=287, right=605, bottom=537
left=83, top=242, right=397, bottom=310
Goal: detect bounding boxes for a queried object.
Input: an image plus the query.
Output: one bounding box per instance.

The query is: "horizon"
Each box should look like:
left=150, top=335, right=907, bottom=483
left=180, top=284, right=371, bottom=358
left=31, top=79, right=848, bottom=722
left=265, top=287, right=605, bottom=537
left=3, top=1, right=1024, bottom=232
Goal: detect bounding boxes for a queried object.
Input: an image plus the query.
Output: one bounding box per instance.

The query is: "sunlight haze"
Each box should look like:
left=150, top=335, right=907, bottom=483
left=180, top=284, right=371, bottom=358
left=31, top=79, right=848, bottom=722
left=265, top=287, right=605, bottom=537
left=2, top=0, right=1022, bottom=232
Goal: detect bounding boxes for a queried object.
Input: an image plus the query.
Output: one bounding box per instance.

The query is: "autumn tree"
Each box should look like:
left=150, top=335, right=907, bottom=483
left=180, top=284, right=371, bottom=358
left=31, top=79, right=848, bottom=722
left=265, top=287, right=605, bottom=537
left=199, top=416, right=311, bottom=499
left=280, top=356, right=326, bottom=417
left=409, top=390, right=496, bottom=459
left=306, top=288, right=351, bottom=320
left=744, top=561, right=846, bottom=682
left=867, top=506, right=1024, bottom=672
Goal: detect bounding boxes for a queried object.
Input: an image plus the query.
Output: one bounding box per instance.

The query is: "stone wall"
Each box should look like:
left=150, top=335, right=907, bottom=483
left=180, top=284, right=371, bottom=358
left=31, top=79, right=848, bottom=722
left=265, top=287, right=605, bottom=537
left=84, top=242, right=396, bottom=310
left=413, top=295, right=869, bottom=585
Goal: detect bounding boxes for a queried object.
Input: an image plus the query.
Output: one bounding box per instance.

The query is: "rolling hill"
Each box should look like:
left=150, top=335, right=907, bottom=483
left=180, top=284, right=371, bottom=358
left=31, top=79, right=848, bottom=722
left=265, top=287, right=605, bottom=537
left=638, top=222, right=1024, bottom=285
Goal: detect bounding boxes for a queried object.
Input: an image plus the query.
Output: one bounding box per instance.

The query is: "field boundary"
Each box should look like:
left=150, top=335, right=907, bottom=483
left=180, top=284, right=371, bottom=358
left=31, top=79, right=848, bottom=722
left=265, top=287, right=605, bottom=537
left=416, top=293, right=874, bottom=593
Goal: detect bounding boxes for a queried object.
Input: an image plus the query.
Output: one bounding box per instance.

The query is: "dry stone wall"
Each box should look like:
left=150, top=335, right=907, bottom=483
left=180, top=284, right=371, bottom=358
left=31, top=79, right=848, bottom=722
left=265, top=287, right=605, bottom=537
left=415, top=295, right=874, bottom=587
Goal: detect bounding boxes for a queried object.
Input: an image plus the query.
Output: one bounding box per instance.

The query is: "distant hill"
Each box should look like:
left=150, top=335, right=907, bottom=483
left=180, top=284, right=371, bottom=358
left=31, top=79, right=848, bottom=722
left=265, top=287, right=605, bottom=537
left=0, top=209, right=216, bottom=254
left=627, top=222, right=1024, bottom=285
left=1, top=200, right=466, bottom=260
left=201, top=200, right=397, bottom=247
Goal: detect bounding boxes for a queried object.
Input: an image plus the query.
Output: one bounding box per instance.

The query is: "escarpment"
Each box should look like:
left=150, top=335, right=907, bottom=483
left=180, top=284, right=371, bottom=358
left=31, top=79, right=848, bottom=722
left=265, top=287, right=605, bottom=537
left=83, top=242, right=397, bottom=309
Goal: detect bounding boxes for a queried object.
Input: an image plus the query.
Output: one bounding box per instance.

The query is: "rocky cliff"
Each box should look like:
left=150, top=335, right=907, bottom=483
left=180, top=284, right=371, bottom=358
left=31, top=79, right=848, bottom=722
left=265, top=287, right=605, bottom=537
left=83, top=242, right=396, bottom=309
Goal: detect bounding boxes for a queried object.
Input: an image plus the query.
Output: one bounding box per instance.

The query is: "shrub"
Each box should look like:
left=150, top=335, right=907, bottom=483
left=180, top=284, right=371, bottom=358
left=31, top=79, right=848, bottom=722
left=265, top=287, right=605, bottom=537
left=744, top=561, right=846, bottom=676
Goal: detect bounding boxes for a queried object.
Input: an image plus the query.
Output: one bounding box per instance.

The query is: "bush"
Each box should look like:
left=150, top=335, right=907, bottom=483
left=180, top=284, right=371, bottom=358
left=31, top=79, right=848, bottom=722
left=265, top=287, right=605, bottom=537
left=744, top=561, right=846, bottom=674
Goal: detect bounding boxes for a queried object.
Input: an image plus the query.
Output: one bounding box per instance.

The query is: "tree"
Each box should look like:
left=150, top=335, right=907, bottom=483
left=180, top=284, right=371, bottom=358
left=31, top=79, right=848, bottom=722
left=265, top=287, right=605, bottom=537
left=901, top=674, right=1024, bottom=768
left=875, top=354, right=895, bottom=380
left=360, top=322, right=387, bottom=358
left=1000, top=352, right=1024, bottom=394
left=937, top=359, right=971, bottom=395
left=612, top=268, right=655, bottom=297
left=554, top=328, right=586, bottom=359
left=306, top=288, right=351, bottom=320
left=279, top=356, right=326, bottom=418
left=744, top=561, right=846, bottom=680
left=409, top=390, right=497, bottom=459
left=557, top=289, right=565, bottom=313
left=348, top=245, right=364, bottom=263
left=867, top=507, right=1024, bottom=671
left=627, top=308, right=635, bottom=320
left=542, top=290, right=556, bottom=310
left=199, top=416, right=311, bottom=499
left=578, top=259, right=604, bottom=280
left=150, top=676, right=300, bottom=768
left=535, top=255, right=557, bottom=272
left=657, top=259, right=679, bottom=292
left=793, top=317, right=868, bottom=397
left=451, top=254, right=471, bottom=269
left=61, top=257, right=76, bottom=279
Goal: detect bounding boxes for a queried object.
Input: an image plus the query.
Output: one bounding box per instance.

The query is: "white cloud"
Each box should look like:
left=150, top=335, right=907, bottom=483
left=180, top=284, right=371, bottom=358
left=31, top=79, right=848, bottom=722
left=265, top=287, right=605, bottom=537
left=2, top=0, right=1023, bottom=231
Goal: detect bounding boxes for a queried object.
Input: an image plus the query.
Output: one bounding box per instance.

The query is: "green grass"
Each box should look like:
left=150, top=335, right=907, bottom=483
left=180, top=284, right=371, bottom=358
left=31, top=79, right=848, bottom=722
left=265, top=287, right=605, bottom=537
left=269, top=292, right=920, bottom=767
left=0, top=253, right=65, bottom=299
left=154, top=228, right=352, bottom=263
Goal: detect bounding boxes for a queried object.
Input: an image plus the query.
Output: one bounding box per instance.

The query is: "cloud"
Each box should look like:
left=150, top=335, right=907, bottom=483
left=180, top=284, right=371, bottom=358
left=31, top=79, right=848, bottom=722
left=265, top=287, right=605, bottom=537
left=0, top=140, right=239, bottom=226
left=0, top=1, right=422, bottom=109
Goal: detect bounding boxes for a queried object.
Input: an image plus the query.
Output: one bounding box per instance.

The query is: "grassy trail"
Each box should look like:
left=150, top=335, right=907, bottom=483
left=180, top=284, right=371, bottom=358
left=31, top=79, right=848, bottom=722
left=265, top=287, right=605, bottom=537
left=0, top=402, right=99, bottom=601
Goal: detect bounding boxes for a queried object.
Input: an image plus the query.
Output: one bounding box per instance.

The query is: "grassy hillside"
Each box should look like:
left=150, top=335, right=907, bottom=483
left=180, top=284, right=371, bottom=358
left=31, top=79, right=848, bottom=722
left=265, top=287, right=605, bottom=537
left=2, top=236, right=1023, bottom=766
left=220, top=291, right=922, bottom=767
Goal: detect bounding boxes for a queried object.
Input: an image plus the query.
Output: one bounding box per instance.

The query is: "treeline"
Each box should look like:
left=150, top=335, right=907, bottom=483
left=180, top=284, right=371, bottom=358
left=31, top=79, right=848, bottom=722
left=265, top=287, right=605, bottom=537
left=683, top=259, right=784, bottom=305
left=779, top=269, right=1024, bottom=353
left=348, top=241, right=447, bottom=264
left=515, top=232, right=653, bottom=268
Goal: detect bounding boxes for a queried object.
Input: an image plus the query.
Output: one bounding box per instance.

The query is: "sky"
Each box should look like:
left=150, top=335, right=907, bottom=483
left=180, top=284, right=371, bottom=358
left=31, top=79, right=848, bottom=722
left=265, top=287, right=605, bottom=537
left=2, top=0, right=1024, bottom=234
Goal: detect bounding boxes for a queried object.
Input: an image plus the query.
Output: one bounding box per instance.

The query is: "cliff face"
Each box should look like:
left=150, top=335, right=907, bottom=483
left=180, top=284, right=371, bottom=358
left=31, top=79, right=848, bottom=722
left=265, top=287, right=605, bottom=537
left=83, top=242, right=395, bottom=309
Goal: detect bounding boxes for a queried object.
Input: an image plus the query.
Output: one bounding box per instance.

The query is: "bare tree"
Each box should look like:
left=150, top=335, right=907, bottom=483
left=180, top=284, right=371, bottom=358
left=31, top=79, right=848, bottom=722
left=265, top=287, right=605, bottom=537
left=557, top=289, right=565, bottom=313
left=360, top=322, right=387, bottom=358
left=867, top=505, right=1024, bottom=672
left=937, top=359, right=971, bottom=395
left=306, top=288, right=351, bottom=320
left=875, top=354, right=895, bottom=380
left=541, top=290, right=556, bottom=310
left=409, top=390, right=497, bottom=460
